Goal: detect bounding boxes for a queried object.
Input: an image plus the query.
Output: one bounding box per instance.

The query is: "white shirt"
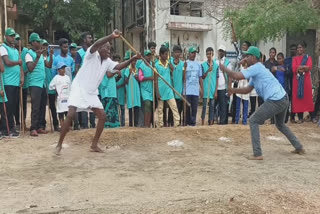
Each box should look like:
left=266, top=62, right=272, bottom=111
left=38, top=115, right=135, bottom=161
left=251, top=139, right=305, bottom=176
left=73, top=46, right=118, bottom=95
left=216, top=57, right=232, bottom=90
left=236, top=66, right=250, bottom=100
left=0, top=46, right=8, bottom=56
left=49, top=75, right=71, bottom=113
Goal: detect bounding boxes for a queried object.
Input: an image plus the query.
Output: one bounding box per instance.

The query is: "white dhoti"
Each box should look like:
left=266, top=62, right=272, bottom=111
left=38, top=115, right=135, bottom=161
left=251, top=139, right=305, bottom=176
left=68, top=79, right=103, bottom=112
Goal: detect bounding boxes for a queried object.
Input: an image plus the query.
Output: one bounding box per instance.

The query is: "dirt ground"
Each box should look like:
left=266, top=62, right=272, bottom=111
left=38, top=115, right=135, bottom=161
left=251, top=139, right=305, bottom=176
left=1, top=114, right=320, bottom=214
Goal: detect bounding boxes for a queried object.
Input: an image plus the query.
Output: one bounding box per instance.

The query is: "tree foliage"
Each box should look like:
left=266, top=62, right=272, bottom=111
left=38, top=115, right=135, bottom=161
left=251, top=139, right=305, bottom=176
left=15, top=0, right=115, bottom=42
left=222, top=0, right=320, bottom=42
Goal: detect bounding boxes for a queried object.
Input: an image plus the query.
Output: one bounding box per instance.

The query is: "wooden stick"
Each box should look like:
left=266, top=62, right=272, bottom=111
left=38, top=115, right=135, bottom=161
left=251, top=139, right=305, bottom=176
left=206, top=53, right=213, bottom=124
left=130, top=67, right=135, bottom=127
left=120, top=35, right=190, bottom=107
left=183, top=49, right=187, bottom=126
left=0, top=73, right=10, bottom=137
left=152, top=59, right=156, bottom=128
left=18, top=40, right=25, bottom=134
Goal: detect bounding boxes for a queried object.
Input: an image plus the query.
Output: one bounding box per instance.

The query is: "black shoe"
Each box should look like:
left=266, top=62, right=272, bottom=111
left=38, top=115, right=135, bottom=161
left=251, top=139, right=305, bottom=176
left=3, top=130, right=19, bottom=138
left=73, top=126, right=80, bottom=130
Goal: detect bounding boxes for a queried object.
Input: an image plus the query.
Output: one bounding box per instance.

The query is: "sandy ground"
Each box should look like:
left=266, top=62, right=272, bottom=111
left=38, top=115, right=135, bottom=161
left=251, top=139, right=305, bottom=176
left=1, top=114, right=320, bottom=214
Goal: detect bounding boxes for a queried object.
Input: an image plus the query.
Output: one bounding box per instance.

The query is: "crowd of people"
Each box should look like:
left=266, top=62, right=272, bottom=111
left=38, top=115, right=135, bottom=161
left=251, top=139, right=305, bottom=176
left=0, top=27, right=319, bottom=139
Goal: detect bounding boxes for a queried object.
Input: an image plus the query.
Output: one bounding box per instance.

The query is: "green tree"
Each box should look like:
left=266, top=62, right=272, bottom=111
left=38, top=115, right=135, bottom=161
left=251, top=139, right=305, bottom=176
left=222, top=0, right=320, bottom=42
left=15, top=0, right=115, bottom=43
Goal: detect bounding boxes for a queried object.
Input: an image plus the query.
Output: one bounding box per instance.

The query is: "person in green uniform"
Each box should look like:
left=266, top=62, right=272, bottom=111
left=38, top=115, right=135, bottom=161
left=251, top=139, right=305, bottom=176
left=124, top=58, right=141, bottom=127
left=138, top=50, right=154, bottom=127
left=99, top=67, right=122, bottom=128
left=25, top=33, right=48, bottom=136
left=69, top=43, right=77, bottom=80
left=168, top=45, right=184, bottom=126
left=0, top=57, right=9, bottom=138
left=201, top=47, right=219, bottom=125
left=0, top=28, right=23, bottom=138
left=155, top=46, right=180, bottom=127
left=41, top=39, right=57, bottom=131
left=13, top=33, right=28, bottom=130
left=116, top=52, right=129, bottom=127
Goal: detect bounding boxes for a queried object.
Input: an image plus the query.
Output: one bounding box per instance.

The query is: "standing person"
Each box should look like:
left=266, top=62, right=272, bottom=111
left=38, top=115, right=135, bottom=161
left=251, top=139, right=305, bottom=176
left=0, top=28, right=23, bottom=137
left=124, top=59, right=141, bottom=127
left=138, top=50, right=154, bottom=127
left=99, top=65, right=122, bottom=128
left=55, top=30, right=141, bottom=155
left=148, top=42, right=158, bottom=64
left=0, top=55, right=8, bottom=138
left=25, top=33, right=48, bottom=136
left=13, top=33, right=28, bottom=130
left=116, top=52, right=129, bottom=127
left=168, top=45, right=184, bottom=126
left=184, top=47, right=203, bottom=126
left=155, top=46, right=180, bottom=127
left=201, top=47, right=219, bottom=125
left=264, top=47, right=279, bottom=75
left=69, top=43, right=78, bottom=79
left=75, top=32, right=95, bottom=129
left=215, top=45, right=231, bottom=124
left=220, top=46, right=305, bottom=160
left=285, top=44, right=297, bottom=123
left=41, top=39, right=58, bottom=131
left=49, top=62, right=71, bottom=128
left=292, top=43, right=314, bottom=123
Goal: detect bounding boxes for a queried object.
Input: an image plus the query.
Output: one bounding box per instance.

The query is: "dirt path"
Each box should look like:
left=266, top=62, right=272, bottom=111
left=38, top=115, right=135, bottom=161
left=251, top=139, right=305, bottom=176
left=0, top=123, right=320, bottom=213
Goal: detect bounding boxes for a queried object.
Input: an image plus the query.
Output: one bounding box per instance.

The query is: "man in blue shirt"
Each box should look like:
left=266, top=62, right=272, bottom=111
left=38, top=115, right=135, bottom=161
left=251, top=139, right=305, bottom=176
left=219, top=46, right=304, bottom=160
left=184, top=47, right=203, bottom=126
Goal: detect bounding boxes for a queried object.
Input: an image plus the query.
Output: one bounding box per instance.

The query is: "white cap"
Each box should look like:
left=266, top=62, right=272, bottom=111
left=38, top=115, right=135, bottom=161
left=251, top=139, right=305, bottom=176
left=218, top=45, right=226, bottom=52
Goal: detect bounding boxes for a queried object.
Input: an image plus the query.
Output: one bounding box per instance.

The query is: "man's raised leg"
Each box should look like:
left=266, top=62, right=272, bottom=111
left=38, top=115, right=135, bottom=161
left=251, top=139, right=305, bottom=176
left=56, top=106, right=77, bottom=155
left=90, top=108, right=107, bottom=152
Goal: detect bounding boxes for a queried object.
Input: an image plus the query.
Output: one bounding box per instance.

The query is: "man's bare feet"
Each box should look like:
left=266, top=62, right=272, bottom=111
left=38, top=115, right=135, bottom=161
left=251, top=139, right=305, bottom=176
left=247, top=155, right=264, bottom=160
left=55, top=145, right=62, bottom=155
left=90, top=145, right=104, bottom=153
left=291, top=148, right=306, bottom=155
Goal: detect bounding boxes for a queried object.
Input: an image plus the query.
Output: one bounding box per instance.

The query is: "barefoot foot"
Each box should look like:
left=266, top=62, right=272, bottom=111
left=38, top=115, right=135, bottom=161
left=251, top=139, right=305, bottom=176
left=55, top=145, right=62, bottom=155
left=90, top=145, right=104, bottom=153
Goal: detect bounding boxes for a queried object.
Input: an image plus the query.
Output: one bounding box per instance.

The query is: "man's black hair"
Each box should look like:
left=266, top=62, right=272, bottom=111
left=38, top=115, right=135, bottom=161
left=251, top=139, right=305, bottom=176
left=244, top=41, right=251, bottom=47
left=58, top=38, right=69, bottom=47
left=206, top=47, right=214, bottom=52
left=148, top=41, right=157, bottom=49
left=159, top=46, right=168, bottom=55
left=277, top=52, right=284, bottom=58
left=173, top=45, right=182, bottom=52
left=81, top=32, right=91, bottom=41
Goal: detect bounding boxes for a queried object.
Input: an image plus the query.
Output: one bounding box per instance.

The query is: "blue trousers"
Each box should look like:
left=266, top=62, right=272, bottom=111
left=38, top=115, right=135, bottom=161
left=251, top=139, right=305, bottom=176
left=201, top=98, right=215, bottom=123
left=186, top=95, right=199, bottom=126
left=235, top=97, right=249, bottom=125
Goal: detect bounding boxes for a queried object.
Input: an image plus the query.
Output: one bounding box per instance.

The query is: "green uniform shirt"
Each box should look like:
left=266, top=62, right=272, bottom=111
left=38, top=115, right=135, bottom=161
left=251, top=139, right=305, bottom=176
left=116, top=69, right=126, bottom=106
left=27, top=50, right=45, bottom=88
left=170, top=58, right=184, bottom=99
left=99, top=74, right=117, bottom=99
left=21, top=47, right=29, bottom=89
left=202, top=61, right=219, bottom=99
left=139, top=61, right=153, bottom=101
left=124, top=67, right=141, bottom=109
left=155, top=60, right=174, bottom=101
left=45, top=55, right=55, bottom=94
left=1, top=43, right=20, bottom=86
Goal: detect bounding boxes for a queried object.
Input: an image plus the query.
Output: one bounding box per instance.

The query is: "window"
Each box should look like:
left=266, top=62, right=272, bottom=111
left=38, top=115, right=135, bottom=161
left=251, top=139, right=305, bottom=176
left=170, top=0, right=203, bottom=17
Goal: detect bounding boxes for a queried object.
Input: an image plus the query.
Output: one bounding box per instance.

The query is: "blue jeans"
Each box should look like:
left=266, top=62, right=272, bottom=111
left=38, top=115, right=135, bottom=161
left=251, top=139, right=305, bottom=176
left=235, top=97, right=248, bottom=125
left=201, top=98, right=215, bottom=123
left=186, top=95, right=199, bottom=126
left=249, top=95, right=303, bottom=157
left=80, top=112, right=96, bottom=129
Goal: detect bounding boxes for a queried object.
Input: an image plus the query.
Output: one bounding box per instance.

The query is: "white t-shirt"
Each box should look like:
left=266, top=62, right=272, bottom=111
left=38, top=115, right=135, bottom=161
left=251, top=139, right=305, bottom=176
left=216, top=57, right=232, bottom=90
left=236, top=66, right=250, bottom=100
left=73, top=46, right=118, bottom=95
left=0, top=46, right=8, bottom=56
left=49, top=75, right=71, bottom=113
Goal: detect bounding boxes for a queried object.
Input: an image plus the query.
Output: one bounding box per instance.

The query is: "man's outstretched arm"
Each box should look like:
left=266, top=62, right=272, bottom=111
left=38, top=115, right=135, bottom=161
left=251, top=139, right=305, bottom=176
left=219, top=63, right=245, bottom=80
left=90, top=29, right=121, bottom=54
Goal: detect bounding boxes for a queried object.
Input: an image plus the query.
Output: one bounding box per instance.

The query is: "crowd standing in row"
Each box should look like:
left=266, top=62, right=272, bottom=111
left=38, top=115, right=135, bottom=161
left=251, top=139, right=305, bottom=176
left=0, top=28, right=319, bottom=139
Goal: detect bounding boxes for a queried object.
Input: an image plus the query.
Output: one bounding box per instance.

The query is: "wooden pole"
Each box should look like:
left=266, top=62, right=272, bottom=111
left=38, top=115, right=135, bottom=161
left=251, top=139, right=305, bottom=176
left=120, top=35, right=190, bottom=107
left=130, top=66, right=135, bottom=127
left=18, top=41, right=25, bottom=134
left=206, top=52, right=213, bottom=125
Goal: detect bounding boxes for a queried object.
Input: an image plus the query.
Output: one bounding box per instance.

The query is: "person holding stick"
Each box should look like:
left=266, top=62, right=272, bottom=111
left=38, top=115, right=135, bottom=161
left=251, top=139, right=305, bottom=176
left=0, top=28, right=22, bottom=138
left=55, top=30, right=141, bottom=155
left=138, top=50, right=154, bottom=127
left=124, top=55, right=141, bottom=127
left=201, top=47, right=219, bottom=125
left=155, top=46, right=180, bottom=127
left=0, top=57, right=9, bottom=139
left=116, top=53, right=128, bottom=127
left=219, top=46, right=305, bottom=160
